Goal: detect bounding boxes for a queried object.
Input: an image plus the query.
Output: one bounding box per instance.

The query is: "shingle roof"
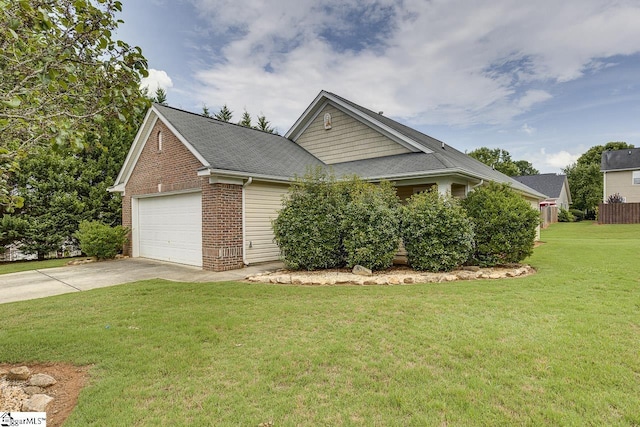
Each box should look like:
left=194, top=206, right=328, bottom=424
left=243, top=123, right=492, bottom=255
left=512, top=174, right=568, bottom=199
left=153, top=95, right=545, bottom=199
left=154, top=104, right=324, bottom=179
left=324, top=92, right=545, bottom=197
left=601, top=147, right=640, bottom=171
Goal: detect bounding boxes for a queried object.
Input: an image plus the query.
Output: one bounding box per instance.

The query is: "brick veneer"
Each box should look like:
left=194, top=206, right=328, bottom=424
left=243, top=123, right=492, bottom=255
left=202, top=183, right=244, bottom=271
left=121, top=119, right=243, bottom=271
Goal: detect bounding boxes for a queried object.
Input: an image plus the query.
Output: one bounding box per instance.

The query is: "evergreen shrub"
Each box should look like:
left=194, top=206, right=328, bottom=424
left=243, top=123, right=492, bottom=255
left=340, top=179, right=400, bottom=270
left=401, top=190, right=474, bottom=271
left=75, top=221, right=128, bottom=260
left=461, top=182, right=540, bottom=266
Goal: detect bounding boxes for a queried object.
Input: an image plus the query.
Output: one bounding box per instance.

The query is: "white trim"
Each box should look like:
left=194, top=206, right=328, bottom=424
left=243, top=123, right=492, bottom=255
left=209, top=176, right=244, bottom=185
left=111, top=105, right=210, bottom=191
left=242, top=177, right=253, bottom=266
left=132, top=188, right=201, bottom=199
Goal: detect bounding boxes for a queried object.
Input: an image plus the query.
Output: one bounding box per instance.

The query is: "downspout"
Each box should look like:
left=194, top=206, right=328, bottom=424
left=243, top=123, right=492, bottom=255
left=242, top=177, right=253, bottom=266
left=469, top=179, right=484, bottom=194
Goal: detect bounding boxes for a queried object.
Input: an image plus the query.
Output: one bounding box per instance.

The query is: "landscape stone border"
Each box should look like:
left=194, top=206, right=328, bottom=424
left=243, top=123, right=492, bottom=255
left=247, top=265, right=535, bottom=286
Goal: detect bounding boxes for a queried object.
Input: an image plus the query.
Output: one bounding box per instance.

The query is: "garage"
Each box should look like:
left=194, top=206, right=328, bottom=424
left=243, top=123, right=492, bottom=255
left=134, top=192, right=202, bottom=267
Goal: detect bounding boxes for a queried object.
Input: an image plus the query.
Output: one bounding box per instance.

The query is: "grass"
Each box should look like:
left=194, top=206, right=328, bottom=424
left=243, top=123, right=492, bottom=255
left=0, top=257, right=72, bottom=275
left=1, top=221, right=639, bottom=425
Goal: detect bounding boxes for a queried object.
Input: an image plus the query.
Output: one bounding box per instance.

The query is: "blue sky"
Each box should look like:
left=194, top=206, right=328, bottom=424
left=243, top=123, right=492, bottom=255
left=116, top=0, right=640, bottom=173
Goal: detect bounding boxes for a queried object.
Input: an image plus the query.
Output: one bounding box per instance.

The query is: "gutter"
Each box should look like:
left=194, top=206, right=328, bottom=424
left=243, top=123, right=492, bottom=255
left=242, top=177, right=253, bottom=266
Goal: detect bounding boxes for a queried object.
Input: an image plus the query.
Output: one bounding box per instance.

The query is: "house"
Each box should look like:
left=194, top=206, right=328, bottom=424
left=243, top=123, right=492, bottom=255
left=109, top=90, right=545, bottom=271
left=512, top=174, right=572, bottom=209
left=601, top=147, right=640, bottom=202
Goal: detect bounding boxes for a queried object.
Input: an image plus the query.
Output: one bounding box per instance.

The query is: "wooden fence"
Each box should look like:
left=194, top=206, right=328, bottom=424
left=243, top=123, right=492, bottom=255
left=598, top=203, right=640, bottom=224
left=540, top=206, right=558, bottom=229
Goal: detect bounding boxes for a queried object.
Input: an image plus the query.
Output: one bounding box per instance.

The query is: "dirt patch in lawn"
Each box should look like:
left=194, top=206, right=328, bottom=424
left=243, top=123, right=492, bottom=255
left=0, top=363, right=89, bottom=427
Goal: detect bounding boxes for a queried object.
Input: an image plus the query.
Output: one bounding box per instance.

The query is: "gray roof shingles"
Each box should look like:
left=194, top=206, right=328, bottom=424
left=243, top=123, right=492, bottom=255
left=601, top=147, right=640, bottom=171
left=155, top=104, right=324, bottom=179
left=512, top=174, right=567, bottom=199
left=154, top=96, right=545, bottom=198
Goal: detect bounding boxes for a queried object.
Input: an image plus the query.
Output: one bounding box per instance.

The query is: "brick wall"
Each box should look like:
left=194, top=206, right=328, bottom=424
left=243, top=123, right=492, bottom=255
left=122, top=118, right=244, bottom=271
left=202, top=183, right=244, bottom=271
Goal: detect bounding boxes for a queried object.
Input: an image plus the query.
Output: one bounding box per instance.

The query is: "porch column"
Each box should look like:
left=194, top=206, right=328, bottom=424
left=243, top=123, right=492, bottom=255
left=435, top=179, right=452, bottom=196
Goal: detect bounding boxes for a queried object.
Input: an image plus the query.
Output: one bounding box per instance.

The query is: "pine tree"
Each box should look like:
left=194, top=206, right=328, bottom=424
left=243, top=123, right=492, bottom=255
left=238, top=110, right=252, bottom=127
left=215, top=104, right=233, bottom=122
left=255, top=114, right=277, bottom=134
left=154, top=88, right=168, bottom=105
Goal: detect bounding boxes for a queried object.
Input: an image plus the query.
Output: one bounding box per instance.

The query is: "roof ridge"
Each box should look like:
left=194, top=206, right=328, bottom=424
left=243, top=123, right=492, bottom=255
left=154, top=103, right=281, bottom=137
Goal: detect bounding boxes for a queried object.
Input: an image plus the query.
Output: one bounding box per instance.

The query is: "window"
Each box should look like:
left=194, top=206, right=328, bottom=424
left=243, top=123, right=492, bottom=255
left=157, top=131, right=163, bottom=152
left=633, top=170, right=640, bottom=185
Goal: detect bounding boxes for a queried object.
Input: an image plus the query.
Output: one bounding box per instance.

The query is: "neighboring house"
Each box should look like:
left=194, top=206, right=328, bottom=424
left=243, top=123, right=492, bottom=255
left=109, top=90, right=545, bottom=271
left=601, top=147, right=640, bottom=203
left=512, top=174, right=572, bottom=209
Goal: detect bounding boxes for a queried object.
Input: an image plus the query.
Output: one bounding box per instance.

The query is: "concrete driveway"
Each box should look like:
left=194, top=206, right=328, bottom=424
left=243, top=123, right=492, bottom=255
left=0, top=258, right=283, bottom=304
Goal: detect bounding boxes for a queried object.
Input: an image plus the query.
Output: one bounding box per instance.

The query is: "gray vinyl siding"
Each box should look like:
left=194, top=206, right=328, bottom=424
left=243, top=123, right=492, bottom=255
left=245, top=182, right=289, bottom=264
left=296, top=104, right=411, bottom=164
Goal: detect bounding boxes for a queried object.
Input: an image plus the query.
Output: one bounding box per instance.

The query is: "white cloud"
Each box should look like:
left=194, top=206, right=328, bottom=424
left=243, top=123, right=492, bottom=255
left=183, top=0, right=640, bottom=131
left=140, top=69, right=174, bottom=94
left=526, top=148, right=581, bottom=173
left=521, top=123, right=535, bottom=135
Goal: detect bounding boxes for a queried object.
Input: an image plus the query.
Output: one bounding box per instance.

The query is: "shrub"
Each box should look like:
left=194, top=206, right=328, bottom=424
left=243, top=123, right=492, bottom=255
left=558, top=207, right=575, bottom=222
left=75, top=221, right=128, bottom=260
left=570, top=209, right=585, bottom=221
left=340, top=180, right=400, bottom=270
left=401, top=191, right=474, bottom=271
left=272, top=168, right=344, bottom=270
left=461, top=182, right=540, bottom=267
left=606, top=193, right=625, bottom=204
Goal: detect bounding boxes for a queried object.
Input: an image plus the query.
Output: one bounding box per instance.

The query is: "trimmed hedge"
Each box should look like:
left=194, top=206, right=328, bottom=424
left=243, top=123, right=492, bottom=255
left=558, top=207, right=575, bottom=222
left=272, top=168, right=344, bottom=270
left=272, top=171, right=401, bottom=271
left=75, top=220, right=128, bottom=260
left=461, top=182, right=540, bottom=266
left=341, top=180, right=400, bottom=270
left=401, top=191, right=474, bottom=271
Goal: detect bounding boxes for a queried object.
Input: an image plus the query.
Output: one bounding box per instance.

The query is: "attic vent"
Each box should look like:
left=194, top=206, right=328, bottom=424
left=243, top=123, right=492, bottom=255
left=378, top=111, right=384, bottom=115
left=323, top=112, right=332, bottom=130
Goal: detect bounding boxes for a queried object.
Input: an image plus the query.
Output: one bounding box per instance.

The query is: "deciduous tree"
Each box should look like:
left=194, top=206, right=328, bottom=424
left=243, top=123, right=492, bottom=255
left=0, top=0, right=148, bottom=211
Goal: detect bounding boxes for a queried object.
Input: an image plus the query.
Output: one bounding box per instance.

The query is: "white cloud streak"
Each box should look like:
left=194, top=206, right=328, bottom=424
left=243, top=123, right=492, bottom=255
left=183, top=0, right=640, bottom=131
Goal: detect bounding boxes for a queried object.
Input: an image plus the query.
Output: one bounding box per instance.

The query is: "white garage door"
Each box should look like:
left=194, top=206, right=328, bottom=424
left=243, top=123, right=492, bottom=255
left=136, top=192, right=202, bottom=267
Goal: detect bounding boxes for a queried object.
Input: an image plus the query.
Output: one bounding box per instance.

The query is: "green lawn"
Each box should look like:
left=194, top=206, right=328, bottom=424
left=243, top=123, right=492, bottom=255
left=1, top=222, right=639, bottom=425
left=0, top=257, right=72, bottom=275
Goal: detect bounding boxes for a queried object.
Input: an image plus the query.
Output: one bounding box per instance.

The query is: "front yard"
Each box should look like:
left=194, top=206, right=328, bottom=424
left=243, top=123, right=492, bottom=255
left=1, top=222, right=639, bottom=425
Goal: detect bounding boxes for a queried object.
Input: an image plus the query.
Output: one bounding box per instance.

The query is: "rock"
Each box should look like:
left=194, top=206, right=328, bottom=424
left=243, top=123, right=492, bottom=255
left=22, top=394, right=54, bottom=412
left=8, top=366, right=31, bottom=381
left=275, top=275, right=290, bottom=284
left=28, top=373, right=57, bottom=388
left=403, top=277, right=414, bottom=284
left=362, top=280, right=377, bottom=285
left=23, top=386, right=44, bottom=395
left=0, top=368, right=8, bottom=377
left=489, top=273, right=502, bottom=279
left=352, top=265, right=373, bottom=276
left=461, top=266, right=480, bottom=272
left=388, top=276, right=401, bottom=285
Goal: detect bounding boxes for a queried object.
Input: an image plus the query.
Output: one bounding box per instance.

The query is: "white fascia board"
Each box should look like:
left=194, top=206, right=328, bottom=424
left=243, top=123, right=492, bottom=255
left=113, top=107, right=157, bottom=187
left=107, top=183, right=125, bottom=193
left=155, top=109, right=210, bottom=168
left=207, top=169, right=292, bottom=184
left=116, top=105, right=211, bottom=190
left=284, top=91, right=327, bottom=139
